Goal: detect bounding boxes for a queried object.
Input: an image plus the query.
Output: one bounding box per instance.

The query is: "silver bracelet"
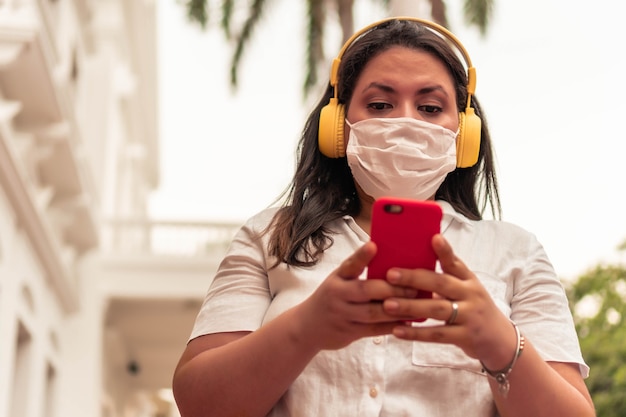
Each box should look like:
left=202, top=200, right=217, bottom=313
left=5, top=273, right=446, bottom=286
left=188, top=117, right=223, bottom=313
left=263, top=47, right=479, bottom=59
left=479, top=320, right=526, bottom=398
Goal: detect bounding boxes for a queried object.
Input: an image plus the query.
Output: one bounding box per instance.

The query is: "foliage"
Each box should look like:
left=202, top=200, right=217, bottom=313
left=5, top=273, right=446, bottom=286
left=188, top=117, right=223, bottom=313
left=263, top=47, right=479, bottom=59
left=566, top=259, right=626, bottom=416
left=177, top=0, right=494, bottom=98
left=463, top=0, right=494, bottom=36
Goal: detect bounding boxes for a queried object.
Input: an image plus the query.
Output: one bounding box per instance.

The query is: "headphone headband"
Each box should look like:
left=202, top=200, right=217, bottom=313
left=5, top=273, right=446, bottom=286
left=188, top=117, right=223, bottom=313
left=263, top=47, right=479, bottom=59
left=329, top=17, right=476, bottom=102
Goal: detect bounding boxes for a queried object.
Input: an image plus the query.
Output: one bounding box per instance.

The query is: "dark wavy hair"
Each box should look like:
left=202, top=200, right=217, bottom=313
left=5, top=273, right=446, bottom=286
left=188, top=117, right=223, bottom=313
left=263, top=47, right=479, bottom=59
left=267, top=19, right=501, bottom=267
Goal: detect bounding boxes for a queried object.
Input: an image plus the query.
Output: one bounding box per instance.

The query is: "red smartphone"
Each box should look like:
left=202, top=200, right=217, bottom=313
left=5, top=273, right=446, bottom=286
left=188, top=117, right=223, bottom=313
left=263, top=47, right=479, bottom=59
left=367, top=197, right=442, bottom=307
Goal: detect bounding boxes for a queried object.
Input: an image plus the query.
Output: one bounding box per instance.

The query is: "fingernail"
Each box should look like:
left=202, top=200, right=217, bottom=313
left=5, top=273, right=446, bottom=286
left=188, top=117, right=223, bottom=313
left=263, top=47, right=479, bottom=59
left=393, top=327, right=407, bottom=337
left=385, top=299, right=399, bottom=311
left=387, top=270, right=400, bottom=283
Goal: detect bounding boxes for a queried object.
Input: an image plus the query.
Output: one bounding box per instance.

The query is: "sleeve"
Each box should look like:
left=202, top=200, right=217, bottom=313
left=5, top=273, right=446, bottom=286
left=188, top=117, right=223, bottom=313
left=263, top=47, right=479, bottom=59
left=188, top=210, right=275, bottom=341
left=510, top=233, right=590, bottom=378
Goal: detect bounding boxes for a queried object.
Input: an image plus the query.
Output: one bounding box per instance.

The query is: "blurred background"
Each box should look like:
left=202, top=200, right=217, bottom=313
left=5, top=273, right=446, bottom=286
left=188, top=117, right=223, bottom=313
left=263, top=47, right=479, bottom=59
left=0, top=1, right=624, bottom=416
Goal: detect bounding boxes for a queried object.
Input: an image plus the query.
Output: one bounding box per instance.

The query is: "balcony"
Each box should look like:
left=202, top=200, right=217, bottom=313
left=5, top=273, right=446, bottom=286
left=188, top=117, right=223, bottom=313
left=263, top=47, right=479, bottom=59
left=0, top=5, right=98, bottom=312
left=90, top=218, right=243, bottom=411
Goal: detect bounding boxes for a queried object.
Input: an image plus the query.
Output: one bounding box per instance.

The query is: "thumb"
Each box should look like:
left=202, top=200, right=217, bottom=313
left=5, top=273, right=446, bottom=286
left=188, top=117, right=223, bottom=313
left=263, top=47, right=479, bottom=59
left=433, top=234, right=472, bottom=280
left=337, top=241, right=377, bottom=280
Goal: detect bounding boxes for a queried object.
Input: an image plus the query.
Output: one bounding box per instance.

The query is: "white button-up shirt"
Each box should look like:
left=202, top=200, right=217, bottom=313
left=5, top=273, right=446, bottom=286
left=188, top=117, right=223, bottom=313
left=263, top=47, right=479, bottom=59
left=191, top=201, right=588, bottom=417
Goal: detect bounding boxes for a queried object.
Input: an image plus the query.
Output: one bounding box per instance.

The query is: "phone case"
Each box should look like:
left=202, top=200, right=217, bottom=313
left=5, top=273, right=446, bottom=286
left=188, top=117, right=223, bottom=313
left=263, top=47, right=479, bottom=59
left=367, top=197, right=442, bottom=297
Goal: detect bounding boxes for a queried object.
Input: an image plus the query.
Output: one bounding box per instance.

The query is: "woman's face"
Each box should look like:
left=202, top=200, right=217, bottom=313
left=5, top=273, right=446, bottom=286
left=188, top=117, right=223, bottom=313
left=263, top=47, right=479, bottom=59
left=345, top=46, right=459, bottom=137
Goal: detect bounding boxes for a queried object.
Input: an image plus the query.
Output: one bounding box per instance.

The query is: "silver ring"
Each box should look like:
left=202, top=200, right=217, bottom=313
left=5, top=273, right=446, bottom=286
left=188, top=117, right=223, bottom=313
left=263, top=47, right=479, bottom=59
left=447, top=301, right=459, bottom=325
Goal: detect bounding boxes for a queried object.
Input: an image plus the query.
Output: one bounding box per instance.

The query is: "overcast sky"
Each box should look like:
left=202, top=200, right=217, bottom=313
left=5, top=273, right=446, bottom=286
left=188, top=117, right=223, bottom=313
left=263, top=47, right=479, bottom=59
left=150, top=0, right=626, bottom=280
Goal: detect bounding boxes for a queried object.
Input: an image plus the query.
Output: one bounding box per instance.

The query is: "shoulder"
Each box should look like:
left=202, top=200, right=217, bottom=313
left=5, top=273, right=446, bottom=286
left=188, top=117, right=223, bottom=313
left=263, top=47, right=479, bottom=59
left=439, top=200, right=536, bottom=239
left=439, top=201, right=545, bottom=261
left=232, top=206, right=282, bottom=238
left=476, top=217, right=536, bottom=239
left=243, top=206, right=281, bottom=230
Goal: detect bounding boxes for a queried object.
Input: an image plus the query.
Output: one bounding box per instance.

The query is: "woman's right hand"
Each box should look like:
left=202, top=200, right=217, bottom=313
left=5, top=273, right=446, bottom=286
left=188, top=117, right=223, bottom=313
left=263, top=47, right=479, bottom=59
left=291, top=241, right=418, bottom=351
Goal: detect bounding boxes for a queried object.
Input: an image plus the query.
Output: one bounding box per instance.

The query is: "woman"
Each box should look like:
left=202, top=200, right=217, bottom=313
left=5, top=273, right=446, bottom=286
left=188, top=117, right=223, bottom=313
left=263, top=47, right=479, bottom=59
left=173, top=18, right=595, bottom=417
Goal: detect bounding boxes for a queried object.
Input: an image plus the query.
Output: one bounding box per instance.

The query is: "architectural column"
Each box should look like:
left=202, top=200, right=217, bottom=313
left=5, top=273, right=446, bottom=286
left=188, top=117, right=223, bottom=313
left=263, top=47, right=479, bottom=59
left=55, top=253, right=107, bottom=417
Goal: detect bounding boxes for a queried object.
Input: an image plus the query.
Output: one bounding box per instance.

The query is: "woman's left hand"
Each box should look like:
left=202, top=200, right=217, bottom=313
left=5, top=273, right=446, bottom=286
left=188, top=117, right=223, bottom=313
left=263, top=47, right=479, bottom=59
left=382, top=234, right=518, bottom=366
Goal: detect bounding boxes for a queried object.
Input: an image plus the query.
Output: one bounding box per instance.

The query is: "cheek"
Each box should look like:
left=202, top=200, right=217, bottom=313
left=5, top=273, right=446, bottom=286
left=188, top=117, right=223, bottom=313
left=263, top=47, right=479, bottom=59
left=446, top=111, right=460, bottom=134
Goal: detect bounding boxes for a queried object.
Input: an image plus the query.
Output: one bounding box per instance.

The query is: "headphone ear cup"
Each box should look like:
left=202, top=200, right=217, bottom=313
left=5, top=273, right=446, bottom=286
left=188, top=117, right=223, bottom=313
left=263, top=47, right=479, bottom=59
left=318, top=98, right=346, bottom=158
left=456, top=108, right=481, bottom=168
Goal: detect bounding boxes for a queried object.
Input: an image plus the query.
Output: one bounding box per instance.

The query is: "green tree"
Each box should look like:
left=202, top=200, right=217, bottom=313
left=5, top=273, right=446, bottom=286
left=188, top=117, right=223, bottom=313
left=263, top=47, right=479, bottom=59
left=179, top=0, right=494, bottom=97
left=566, top=241, right=626, bottom=416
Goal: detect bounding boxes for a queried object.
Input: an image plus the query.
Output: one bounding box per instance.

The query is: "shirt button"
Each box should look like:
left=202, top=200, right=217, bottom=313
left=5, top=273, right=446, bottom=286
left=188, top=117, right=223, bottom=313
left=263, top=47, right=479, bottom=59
left=373, top=336, right=383, bottom=345
left=369, top=387, right=378, bottom=398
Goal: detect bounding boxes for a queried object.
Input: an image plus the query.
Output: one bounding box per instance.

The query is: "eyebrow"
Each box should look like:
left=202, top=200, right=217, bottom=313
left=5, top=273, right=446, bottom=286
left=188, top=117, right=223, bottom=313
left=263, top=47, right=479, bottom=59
left=361, top=82, right=450, bottom=97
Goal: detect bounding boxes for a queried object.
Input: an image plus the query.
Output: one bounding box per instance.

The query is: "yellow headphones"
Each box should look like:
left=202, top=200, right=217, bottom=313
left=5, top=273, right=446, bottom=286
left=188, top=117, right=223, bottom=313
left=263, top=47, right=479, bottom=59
left=318, top=17, right=481, bottom=168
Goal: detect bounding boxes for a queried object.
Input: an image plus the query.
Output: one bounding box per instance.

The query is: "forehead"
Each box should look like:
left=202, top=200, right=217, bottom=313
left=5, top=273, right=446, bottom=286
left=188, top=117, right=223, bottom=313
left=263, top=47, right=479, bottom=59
left=355, top=46, right=455, bottom=89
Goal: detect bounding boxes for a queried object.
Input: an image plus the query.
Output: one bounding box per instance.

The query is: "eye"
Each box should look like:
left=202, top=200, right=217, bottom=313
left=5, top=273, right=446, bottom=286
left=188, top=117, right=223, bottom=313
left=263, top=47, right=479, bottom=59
left=366, top=102, right=392, bottom=111
left=417, top=104, right=443, bottom=114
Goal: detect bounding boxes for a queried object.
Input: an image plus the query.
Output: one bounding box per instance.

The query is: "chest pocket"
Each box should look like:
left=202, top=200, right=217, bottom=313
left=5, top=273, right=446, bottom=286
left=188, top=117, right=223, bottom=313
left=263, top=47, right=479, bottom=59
left=411, top=271, right=508, bottom=374
left=411, top=341, right=484, bottom=375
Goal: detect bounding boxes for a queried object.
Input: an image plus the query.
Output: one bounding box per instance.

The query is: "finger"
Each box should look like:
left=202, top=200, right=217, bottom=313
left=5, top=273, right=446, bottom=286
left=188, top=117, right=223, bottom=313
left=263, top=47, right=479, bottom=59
left=344, top=300, right=414, bottom=324
left=386, top=268, right=464, bottom=300
left=392, top=322, right=467, bottom=346
left=357, top=322, right=403, bottom=339
left=432, top=234, right=473, bottom=281
left=383, top=297, right=460, bottom=323
left=343, top=276, right=419, bottom=303
left=337, top=241, right=377, bottom=280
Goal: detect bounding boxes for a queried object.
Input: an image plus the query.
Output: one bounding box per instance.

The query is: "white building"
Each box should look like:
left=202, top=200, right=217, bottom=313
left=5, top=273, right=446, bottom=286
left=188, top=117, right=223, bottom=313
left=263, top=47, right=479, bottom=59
left=0, top=1, right=239, bottom=416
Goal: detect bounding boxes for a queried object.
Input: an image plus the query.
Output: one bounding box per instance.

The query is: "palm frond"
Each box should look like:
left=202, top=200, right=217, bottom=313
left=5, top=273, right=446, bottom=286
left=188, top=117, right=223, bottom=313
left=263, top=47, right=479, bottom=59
left=463, top=0, right=494, bottom=36
left=230, top=0, right=268, bottom=87
left=181, top=0, right=209, bottom=29
left=303, top=0, right=326, bottom=96
left=220, top=0, right=235, bottom=38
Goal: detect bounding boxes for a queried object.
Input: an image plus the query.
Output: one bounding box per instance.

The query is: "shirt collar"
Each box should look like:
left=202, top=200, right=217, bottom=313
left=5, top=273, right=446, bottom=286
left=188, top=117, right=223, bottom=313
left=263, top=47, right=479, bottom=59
left=341, top=200, right=473, bottom=236
left=436, top=200, right=473, bottom=232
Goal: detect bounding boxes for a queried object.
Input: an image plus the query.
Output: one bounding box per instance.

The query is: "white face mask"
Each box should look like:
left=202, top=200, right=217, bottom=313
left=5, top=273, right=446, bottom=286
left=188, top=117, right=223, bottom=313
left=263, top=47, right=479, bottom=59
left=346, top=117, right=457, bottom=201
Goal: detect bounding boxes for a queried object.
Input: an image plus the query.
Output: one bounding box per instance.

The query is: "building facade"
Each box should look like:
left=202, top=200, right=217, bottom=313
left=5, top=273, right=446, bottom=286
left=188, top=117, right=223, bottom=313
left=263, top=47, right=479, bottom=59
left=0, top=1, right=232, bottom=416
